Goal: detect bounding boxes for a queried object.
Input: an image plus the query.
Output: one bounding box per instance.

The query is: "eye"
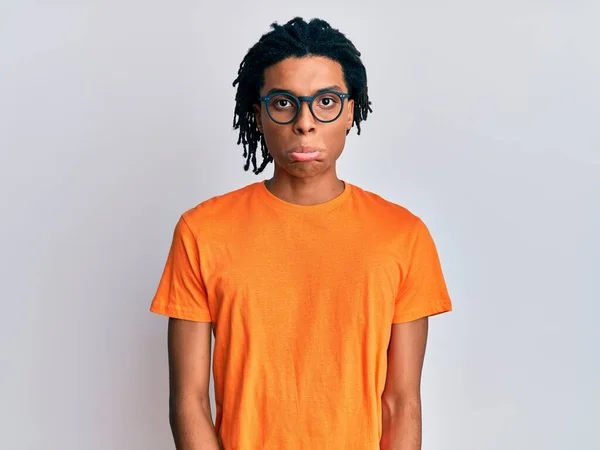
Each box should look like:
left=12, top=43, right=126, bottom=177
left=275, top=99, right=291, bottom=108
left=269, top=94, right=296, bottom=110
left=317, top=95, right=339, bottom=108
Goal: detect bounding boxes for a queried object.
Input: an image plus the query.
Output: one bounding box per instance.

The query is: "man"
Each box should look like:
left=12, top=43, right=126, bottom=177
left=150, top=17, right=452, bottom=450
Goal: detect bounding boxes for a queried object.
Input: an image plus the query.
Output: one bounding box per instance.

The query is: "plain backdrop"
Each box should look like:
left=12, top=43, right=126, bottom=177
left=1, top=1, right=598, bottom=449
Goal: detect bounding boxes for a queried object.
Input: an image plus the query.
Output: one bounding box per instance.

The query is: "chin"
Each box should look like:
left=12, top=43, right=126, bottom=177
left=276, top=159, right=332, bottom=178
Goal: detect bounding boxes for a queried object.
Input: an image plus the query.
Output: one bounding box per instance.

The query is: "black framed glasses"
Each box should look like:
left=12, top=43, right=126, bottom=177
left=259, top=90, right=350, bottom=125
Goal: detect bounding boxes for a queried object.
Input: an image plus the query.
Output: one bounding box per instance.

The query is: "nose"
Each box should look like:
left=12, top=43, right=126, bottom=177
left=293, top=100, right=316, bottom=135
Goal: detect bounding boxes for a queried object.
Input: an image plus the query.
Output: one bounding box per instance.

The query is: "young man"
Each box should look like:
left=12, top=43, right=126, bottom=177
left=150, top=17, right=452, bottom=450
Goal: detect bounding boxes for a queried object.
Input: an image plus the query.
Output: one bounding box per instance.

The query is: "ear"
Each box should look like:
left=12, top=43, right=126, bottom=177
left=346, top=99, right=355, bottom=132
left=253, top=103, right=263, bottom=133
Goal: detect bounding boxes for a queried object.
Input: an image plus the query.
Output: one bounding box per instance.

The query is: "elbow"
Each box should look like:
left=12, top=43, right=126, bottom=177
left=381, top=390, right=421, bottom=418
left=168, top=393, right=182, bottom=431
left=169, top=390, right=211, bottom=417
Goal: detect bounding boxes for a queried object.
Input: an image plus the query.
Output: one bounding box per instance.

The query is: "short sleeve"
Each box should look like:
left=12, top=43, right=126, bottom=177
left=149, top=215, right=212, bottom=322
left=393, top=217, right=452, bottom=323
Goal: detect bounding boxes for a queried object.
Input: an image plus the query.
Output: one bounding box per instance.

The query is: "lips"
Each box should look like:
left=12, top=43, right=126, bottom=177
left=291, top=146, right=321, bottom=153
left=289, top=146, right=322, bottom=162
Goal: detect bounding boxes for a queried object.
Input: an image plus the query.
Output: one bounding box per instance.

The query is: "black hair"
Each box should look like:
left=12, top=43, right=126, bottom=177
left=232, top=17, right=372, bottom=174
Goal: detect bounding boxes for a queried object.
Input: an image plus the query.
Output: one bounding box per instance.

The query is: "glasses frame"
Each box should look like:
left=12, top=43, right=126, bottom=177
left=259, top=90, right=351, bottom=125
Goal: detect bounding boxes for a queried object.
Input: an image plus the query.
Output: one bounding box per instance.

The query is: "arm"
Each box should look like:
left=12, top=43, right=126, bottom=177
left=380, top=317, right=429, bottom=450
left=168, top=318, right=221, bottom=450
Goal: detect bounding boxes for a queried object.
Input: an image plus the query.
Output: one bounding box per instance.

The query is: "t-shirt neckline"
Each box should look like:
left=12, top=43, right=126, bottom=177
left=255, top=180, right=352, bottom=213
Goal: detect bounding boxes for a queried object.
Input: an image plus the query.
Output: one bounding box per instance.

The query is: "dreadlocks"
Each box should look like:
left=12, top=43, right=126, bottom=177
left=232, top=17, right=373, bottom=175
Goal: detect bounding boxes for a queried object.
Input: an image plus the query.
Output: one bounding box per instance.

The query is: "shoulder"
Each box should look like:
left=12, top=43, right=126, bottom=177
left=179, top=182, right=259, bottom=231
left=349, top=183, right=423, bottom=233
left=350, top=184, right=443, bottom=266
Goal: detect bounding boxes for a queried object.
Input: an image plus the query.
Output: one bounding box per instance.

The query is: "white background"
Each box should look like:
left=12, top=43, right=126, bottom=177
left=1, top=1, right=598, bottom=449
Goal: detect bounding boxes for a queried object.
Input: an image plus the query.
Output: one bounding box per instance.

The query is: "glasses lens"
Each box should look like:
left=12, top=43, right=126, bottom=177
left=267, top=94, right=298, bottom=123
left=312, top=93, right=343, bottom=122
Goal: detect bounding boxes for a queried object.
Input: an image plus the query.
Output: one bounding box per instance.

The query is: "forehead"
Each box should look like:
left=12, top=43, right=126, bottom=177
left=261, top=56, right=346, bottom=95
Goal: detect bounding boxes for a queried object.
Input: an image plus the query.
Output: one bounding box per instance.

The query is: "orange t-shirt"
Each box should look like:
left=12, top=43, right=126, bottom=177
left=150, top=180, right=452, bottom=449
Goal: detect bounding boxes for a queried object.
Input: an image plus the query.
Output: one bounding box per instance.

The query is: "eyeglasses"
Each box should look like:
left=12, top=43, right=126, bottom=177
left=259, top=90, right=350, bottom=125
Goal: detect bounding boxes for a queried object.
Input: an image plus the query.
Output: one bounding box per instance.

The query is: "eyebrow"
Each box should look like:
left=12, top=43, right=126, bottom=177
left=264, top=85, right=345, bottom=96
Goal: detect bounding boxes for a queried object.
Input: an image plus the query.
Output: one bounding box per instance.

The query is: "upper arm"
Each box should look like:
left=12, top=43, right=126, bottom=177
left=383, top=317, right=429, bottom=401
left=392, top=218, right=452, bottom=324
left=150, top=216, right=213, bottom=322
left=167, top=318, right=213, bottom=401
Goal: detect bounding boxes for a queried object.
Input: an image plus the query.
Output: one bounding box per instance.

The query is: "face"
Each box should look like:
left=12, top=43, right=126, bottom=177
left=253, top=56, right=355, bottom=179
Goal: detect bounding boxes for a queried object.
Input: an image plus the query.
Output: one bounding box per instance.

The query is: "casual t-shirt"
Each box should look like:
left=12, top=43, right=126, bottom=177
left=150, top=180, right=452, bottom=449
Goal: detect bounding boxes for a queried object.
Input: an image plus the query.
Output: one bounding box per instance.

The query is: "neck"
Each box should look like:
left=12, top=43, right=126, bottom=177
left=265, top=170, right=345, bottom=206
